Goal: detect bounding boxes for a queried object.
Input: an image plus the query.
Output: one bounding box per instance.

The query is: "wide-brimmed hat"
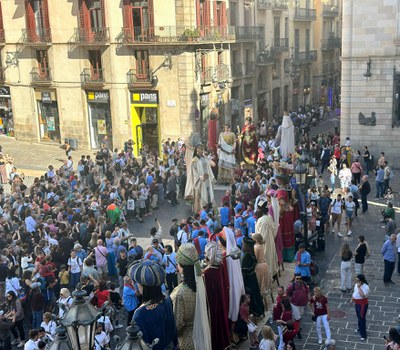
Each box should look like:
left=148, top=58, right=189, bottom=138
left=129, top=259, right=165, bottom=287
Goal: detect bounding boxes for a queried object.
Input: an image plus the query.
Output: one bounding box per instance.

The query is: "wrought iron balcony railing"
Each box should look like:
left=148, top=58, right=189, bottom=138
left=127, top=68, right=153, bottom=88
left=294, top=8, right=317, bottom=21
left=200, top=64, right=231, bottom=85
left=323, top=5, right=339, bottom=17
left=30, top=67, right=52, bottom=84
left=235, top=26, right=264, bottom=41
left=21, top=28, right=52, bottom=45
left=322, top=36, right=341, bottom=50
left=273, top=38, right=289, bottom=51
left=245, top=61, right=255, bottom=75
left=117, top=26, right=236, bottom=45
left=323, top=62, right=336, bottom=76
left=231, top=63, right=243, bottom=77
left=293, top=50, right=317, bottom=63
left=80, top=68, right=105, bottom=85
left=72, top=27, right=110, bottom=45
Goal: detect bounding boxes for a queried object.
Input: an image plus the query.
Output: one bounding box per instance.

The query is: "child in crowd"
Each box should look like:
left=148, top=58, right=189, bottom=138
left=58, top=265, right=69, bottom=290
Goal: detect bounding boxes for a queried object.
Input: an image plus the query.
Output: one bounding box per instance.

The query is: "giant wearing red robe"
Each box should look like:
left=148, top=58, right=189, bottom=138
left=240, top=117, right=258, bottom=165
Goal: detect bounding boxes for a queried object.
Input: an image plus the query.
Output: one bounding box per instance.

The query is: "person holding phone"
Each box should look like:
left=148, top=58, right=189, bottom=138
left=351, top=274, right=369, bottom=341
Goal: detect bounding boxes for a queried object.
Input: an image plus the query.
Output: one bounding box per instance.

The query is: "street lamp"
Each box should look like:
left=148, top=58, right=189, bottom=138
left=61, top=290, right=100, bottom=350
left=48, top=327, right=73, bottom=350
left=295, top=150, right=316, bottom=249
left=116, top=324, right=159, bottom=350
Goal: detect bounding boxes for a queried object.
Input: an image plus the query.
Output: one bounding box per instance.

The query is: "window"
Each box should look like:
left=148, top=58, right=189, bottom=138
left=88, top=0, right=103, bottom=29
left=135, top=50, right=149, bottom=77
left=230, top=1, right=236, bottom=26
left=37, top=50, right=49, bottom=75
left=25, top=0, right=50, bottom=41
left=284, top=17, right=288, bottom=39
left=89, top=50, right=102, bottom=78
left=393, top=73, right=400, bottom=127
left=123, top=0, right=154, bottom=41
left=214, top=1, right=227, bottom=28
left=306, top=29, right=310, bottom=52
left=294, top=29, right=300, bottom=56
left=274, top=17, right=280, bottom=42
left=196, top=0, right=211, bottom=35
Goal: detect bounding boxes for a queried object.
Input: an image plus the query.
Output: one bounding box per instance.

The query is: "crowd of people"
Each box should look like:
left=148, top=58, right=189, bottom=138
left=0, top=111, right=399, bottom=350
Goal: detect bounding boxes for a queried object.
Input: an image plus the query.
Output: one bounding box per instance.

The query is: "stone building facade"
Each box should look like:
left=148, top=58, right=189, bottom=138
left=341, top=0, right=400, bottom=160
left=0, top=0, right=342, bottom=152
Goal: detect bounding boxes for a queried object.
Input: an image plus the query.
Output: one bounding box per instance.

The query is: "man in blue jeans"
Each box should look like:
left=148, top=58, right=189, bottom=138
left=375, top=165, right=385, bottom=198
left=381, top=234, right=397, bottom=285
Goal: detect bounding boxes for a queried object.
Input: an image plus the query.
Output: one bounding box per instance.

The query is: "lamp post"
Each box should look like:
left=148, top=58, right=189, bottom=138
left=48, top=327, right=73, bottom=350
left=116, top=324, right=159, bottom=350
left=295, top=150, right=316, bottom=248
left=61, top=290, right=100, bottom=350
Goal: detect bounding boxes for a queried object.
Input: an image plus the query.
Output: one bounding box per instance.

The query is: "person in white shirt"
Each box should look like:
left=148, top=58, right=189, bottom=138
left=24, top=330, right=39, bottom=350
left=97, top=314, right=113, bottom=335
left=94, top=323, right=110, bottom=350
left=40, top=312, right=56, bottom=342
left=67, top=250, right=83, bottom=288
left=57, top=288, right=73, bottom=318
left=352, top=274, right=370, bottom=341
left=329, top=194, right=344, bottom=237
left=344, top=195, right=356, bottom=236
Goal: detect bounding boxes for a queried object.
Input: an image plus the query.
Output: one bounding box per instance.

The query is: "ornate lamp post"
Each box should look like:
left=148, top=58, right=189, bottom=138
left=295, top=150, right=316, bottom=248
left=116, top=324, right=159, bottom=350
left=48, top=327, right=73, bottom=350
left=61, top=290, right=100, bottom=350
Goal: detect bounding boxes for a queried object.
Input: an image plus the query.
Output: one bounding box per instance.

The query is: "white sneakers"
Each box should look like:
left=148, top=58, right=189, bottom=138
left=337, top=232, right=343, bottom=237
left=348, top=231, right=352, bottom=236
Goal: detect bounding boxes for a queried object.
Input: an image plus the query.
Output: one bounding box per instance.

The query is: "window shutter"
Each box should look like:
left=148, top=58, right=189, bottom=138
left=148, top=0, right=154, bottom=36
left=0, top=2, right=4, bottom=31
left=78, top=0, right=86, bottom=29
left=122, top=0, right=132, bottom=29
left=25, top=0, right=36, bottom=41
left=213, top=1, right=218, bottom=27
left=100, top=0, right=106, bottom=27
left=204, top=0, right=210, bottom=28
left=42, top=0, right=50, bottom=31
left=221, top=1, right=227, bottom=27
left=196, top=0, right=200, bottom=28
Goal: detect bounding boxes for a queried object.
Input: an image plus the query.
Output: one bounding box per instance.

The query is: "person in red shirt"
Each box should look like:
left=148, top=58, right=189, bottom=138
left=309, top=287, right=331, bottom=345
left=273, top=286, right=286, bottom=321
left=95, top=280, right=110, bottom=308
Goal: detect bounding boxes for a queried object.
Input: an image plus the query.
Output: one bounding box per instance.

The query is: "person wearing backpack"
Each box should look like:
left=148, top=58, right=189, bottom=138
left=329, top=193, right=344, bottom=237
left=359, top=175, right=371, bottom=213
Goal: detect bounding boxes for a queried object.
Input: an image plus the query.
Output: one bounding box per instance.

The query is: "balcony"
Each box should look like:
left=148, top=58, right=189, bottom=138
left=273, top=38, right=289, bottom=51
left=256, top=48, right=274, bottom=66
left=293, top=50, right=317, bottom=63
left=127, top=68, right=153, bottom=89
left=235, top=26, right=264, bottom=41
left=323, top=62, right=335, bottom=76
left=20, top=28, right=52, bottom=46
left=294, top=8, right=316, bottom=21
left=322, top=36, right=341, bottom=50
left=323, top=5, right=339, bottom=17
left=200, top=64, right=231, bottom=85
left=232, top=63, right=243, bottom=78
left=116, top=26, right=236, bottom=46
left=0, top=29, right=5, bottom=44
left=245, top=61, right=255, bottom=75
left=257, top=0, right=270, bottom=9
left=30, top=67, right=52, bottom=86
left=80, top=68, right=105, bottom=87
left=71, top=27, right=110, bottom=45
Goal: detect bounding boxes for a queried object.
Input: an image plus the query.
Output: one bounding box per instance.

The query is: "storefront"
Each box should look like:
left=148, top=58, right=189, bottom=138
left=130, top=91, right=159, bottom=156
left=0, top=86, right=14, bottom=136
left=86, top=91, right=112, bottom=149
left=35, top=89, right=61, bottom=142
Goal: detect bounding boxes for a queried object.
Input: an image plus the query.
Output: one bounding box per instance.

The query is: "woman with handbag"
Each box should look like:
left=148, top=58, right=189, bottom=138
left=309, top=287, right=331, bottom=345
left=4, top=291, right=25, bottom=348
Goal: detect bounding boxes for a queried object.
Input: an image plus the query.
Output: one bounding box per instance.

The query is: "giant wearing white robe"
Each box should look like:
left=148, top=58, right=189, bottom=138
left=255, top=214, right=279, bottom=277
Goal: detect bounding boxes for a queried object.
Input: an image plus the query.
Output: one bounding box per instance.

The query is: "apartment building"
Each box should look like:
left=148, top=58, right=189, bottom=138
left=0, top=0, right=234, bottom=153
left=0, top=0, right=341, bottom=152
